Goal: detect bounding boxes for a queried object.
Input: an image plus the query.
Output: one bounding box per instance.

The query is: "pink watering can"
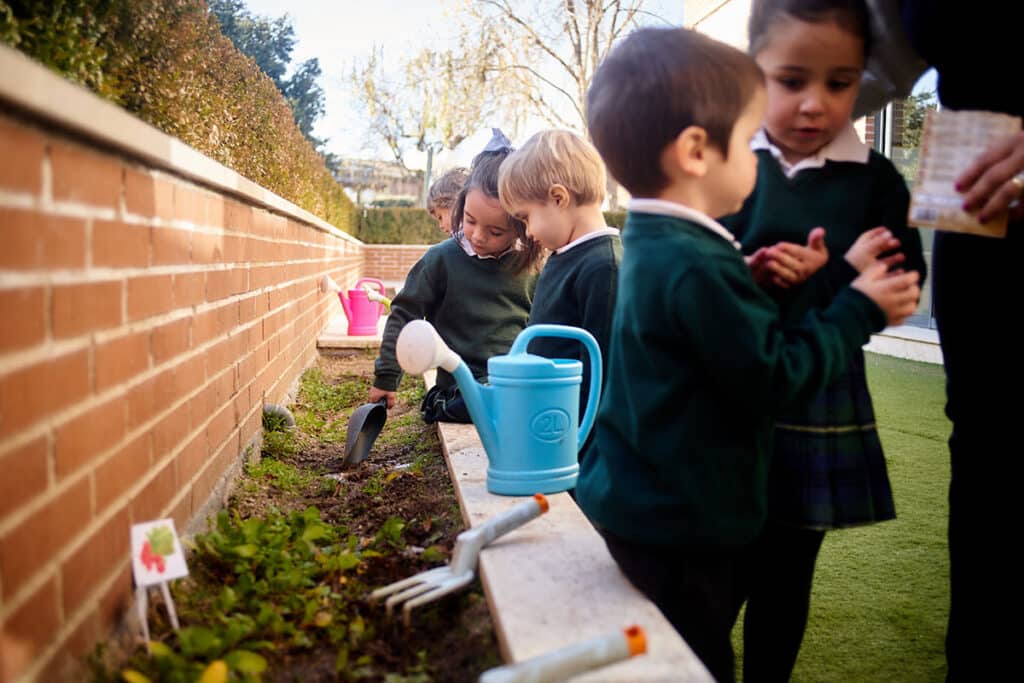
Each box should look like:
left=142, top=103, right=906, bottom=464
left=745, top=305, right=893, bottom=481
left=338, top=278, right=387, bottom=336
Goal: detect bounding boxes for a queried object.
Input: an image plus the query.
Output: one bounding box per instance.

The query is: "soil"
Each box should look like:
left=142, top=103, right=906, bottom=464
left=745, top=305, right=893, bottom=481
left=250, top=350, right=501, bottom=682
left=94, top=349, right=500, bottom=682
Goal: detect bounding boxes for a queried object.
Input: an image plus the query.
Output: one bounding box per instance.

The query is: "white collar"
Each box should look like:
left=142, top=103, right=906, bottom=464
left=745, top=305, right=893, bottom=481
left=628, top=198, right=741, bottom=250
left=555, top=227, right=620, bottom=254
left=752, top=123, right=870, bottom=178
left=458, top=233, right=518, bottom=260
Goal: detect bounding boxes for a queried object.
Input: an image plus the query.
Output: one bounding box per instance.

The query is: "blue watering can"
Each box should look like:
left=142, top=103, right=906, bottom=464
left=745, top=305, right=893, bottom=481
left=395, top=320, right=602, bottom=495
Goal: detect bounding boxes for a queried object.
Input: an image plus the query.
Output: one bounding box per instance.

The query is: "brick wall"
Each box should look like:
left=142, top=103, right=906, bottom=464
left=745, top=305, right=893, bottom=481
left=362, top=244, right=430, bottom=285
left=0, top=48, right=367, bottom=682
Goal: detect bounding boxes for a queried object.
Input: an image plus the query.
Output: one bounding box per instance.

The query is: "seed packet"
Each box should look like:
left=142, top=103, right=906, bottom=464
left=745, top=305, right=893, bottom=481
left=908, top=109, right=1022, bottom=238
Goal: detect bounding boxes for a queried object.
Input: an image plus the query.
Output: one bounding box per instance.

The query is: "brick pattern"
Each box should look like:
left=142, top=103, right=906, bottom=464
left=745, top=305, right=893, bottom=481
left=362, top=244, right=430, bottom=283
left=0, top=112, right=365, bottom=683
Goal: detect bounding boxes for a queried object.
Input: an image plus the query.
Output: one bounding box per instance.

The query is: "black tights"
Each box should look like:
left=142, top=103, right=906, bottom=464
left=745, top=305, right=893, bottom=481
left=743, top=523, right=825, bottom=683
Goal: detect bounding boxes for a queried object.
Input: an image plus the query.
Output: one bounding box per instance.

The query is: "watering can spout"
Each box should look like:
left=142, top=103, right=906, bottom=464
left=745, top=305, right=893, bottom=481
left=395, top=321, right=500, bottom=456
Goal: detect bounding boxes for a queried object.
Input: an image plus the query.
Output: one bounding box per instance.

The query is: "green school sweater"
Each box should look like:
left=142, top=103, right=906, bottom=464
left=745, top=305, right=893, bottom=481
left=721, top=149, right=927, bottom=323
left=373, top=238, right=537, bottom=391
left=526, top=233, right=622, bottom=408
left=575, top=210, right=886, bottom=548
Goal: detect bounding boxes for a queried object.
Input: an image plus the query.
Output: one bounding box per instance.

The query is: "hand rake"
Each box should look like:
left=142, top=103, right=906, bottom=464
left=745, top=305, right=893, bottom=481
left=370, top=493, right=549, bottom=627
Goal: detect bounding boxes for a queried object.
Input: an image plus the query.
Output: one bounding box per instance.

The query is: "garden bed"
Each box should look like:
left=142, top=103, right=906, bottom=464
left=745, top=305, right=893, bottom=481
left=91, top=350, right=500, bottom=682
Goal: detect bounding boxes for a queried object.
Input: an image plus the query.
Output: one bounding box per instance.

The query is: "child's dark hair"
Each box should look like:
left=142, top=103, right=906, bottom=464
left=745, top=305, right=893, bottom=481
left=451, top=149, right=542, bottom=275
left=587, top=27, right=764, bottom=198
left=748, top=0, right=872, bottom=59
left=427, top=167, right=469, bottom=211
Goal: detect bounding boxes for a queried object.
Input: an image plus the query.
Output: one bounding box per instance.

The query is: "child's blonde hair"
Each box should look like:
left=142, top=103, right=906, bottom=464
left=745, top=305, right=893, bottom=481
left=498, top=130, right=607, bottom=213
left=427, top=167, right=469, bottom=212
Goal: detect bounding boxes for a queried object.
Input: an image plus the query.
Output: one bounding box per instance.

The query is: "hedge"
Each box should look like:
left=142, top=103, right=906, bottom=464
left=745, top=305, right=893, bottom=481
left=0, top=0, right=357, bottom=233
left=353, top=209, right=629, bottom=245
left=355, top=208, right=446, bottom=245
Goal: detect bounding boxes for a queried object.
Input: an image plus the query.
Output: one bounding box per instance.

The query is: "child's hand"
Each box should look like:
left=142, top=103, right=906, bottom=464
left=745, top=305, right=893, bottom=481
left=845, top=226, right=905, bottom=272
left=851, top=263, right=921, bottom=326
left=369, top=387, right=396, bottom=409
left=746, top=227, right=828, bottom=289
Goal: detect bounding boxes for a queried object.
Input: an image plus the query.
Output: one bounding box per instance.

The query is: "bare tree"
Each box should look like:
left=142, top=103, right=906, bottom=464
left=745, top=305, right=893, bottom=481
left=352, top=42, right=521, bottom=203
left=460, top=0, right=666, bottom=207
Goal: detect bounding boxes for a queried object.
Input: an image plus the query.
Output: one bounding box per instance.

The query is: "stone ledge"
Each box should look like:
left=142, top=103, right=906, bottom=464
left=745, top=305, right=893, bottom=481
left=865, top=324, right=942, bottom=365
left=435, top=421, right=712, bottom=681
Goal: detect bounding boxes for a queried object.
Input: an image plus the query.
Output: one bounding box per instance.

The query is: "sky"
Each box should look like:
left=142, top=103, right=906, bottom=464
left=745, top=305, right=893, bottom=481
left=242, top=0, right=686, bottom=171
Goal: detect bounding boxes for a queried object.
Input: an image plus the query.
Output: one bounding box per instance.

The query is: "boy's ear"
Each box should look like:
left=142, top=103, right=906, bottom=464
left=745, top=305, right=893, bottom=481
left=668, top=126, right=710, bottom=178
left=548, top=184, right=571, bottom=208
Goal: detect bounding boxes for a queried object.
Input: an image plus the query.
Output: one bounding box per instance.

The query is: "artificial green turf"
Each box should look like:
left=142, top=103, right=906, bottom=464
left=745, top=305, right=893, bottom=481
left=734, top=352, right=952, bottom=682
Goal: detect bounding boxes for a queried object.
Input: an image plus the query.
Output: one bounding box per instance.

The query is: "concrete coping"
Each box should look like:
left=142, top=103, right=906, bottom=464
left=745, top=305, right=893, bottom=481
left=0, top=44, right=359, bottom=245
left=434, top=420, right=712, bottom=681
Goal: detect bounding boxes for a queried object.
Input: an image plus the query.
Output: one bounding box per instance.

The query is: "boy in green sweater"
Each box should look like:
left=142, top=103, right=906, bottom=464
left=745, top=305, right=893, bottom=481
left=498, top=129, right=622, bottom=423
left=576, top=27, right=921, bottom=682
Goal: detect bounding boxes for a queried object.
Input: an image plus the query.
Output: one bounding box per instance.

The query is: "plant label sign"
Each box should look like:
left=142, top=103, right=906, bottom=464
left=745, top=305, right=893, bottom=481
left=130, top=519, right=189, bottom=587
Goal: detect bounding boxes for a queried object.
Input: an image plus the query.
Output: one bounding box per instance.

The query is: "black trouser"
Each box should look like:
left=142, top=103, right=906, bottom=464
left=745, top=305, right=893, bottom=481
left=601, top=530, right=748, bottom=683
left=933, top=229, right=1022, bottom=681
left=743, top=523, right=826, bottom=683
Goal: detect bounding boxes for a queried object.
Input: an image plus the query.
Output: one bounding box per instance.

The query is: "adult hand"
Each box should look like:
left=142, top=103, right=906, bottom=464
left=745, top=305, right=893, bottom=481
left=957, top=131, right=1024, bottom=223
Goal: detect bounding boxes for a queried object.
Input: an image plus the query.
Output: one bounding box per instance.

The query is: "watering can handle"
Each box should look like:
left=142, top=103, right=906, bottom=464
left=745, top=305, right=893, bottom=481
left=354, top=278, right=386, bottom=294
left=508, top=324, right=603, bottom=445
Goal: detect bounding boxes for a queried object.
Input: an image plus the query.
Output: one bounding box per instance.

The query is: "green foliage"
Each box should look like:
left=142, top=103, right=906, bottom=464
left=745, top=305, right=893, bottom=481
left=113, top=507, right=372, bottom=681
left=209, top=0, right=326, bottom=148
left=356, top=208, right=446, bottom=245
left=603, top=210, right=626, bottom=229
left=260, top=411, right=297, bottom=460
left=0, top=0, right=356, bottom=234
left=244, top=458, right=315, bottom=493
left=902, top=90, right=938, bottom=150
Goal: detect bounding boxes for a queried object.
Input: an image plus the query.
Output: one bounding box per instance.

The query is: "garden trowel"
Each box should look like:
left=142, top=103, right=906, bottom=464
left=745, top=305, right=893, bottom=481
left=343, top=398, right=388, bottom=465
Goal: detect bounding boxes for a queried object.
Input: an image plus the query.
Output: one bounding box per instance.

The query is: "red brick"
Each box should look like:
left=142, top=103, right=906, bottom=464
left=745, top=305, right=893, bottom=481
left=225, top=200, right=252, bottom=233
left=205, top=194, right=225, bottom=229
left=206, top=403, right=236, bottom=450
left=191, top=309, right=219, bottom=347
left=0, top=576, right=61, bottom=681
left=177, top=431, right=208, bottom=484
left=222, top=235, right=244, bottom=262
left=95, top=432, right=151, bottom=515
left=0, top=349, right=90, bottom=438
left=0, top=117, right=45, bottom=195
left=123, top=167, right=155, bottom=217
left=126, top=274, right=173, bottom=321
left=0, top=287, right=46, bottom=353
left=0, top=477, right=91, bottom=597
left=50, top=142, right=121, bottom=209
left=52, top=280, right=122, bottom=338
left=188, top=384, right=217, bottom=431
left=152, top=404, right=189, bottom=459
left=55, top=398, right=126, bottom=479
left=125, top=376, right=158, bottom=430
left=238, top=296, right=257, bottom=325
left=173, top=185, right=204, bottom=225
left=130, top=461, right=176, bottom=523
left=151, top=225, right=191, bottom=265
left=92, top=220, right=149, bottom=268
left=191, top=231, right=223, bottom=264
left=172, top=272, right=205, bottom=308
left=61, top=506, right=130, bottom=616
left=95, top=331, right=149, bottom=392
left=206, top=268, right=246, bottom=301
left=151, top=318, right=190, bottom=363
left=0, top=437, right=48, bottom=521
left=1, top=207, right=87, bottom=270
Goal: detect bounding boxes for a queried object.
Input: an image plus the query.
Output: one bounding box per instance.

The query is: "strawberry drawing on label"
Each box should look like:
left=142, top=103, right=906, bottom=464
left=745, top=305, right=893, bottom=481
left=140, top=526, right=174, bottom=573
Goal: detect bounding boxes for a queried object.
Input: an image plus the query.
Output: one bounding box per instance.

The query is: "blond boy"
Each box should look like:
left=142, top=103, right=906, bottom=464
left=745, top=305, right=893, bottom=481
left=498, top=130, right=622, bottom=417
left=426, top=167, right=469, bottom=234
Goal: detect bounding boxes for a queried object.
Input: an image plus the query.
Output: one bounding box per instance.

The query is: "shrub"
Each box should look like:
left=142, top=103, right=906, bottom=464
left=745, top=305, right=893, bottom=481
left=356, top=208, right=446, bottom=244
left=0, top=0, right=356, bottom=233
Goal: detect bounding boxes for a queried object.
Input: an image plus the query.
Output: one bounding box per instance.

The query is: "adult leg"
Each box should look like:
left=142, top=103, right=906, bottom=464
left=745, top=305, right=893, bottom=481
left=743, top=523, right=826, bottom=683
left=933, top=230, right=1021, bottom=681
left=601, top=531, right=747, bottom=683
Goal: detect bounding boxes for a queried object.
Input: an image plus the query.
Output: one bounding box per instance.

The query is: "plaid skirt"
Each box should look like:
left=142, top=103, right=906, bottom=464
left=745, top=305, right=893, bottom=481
left=768, top=351, right=895, bottom=530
